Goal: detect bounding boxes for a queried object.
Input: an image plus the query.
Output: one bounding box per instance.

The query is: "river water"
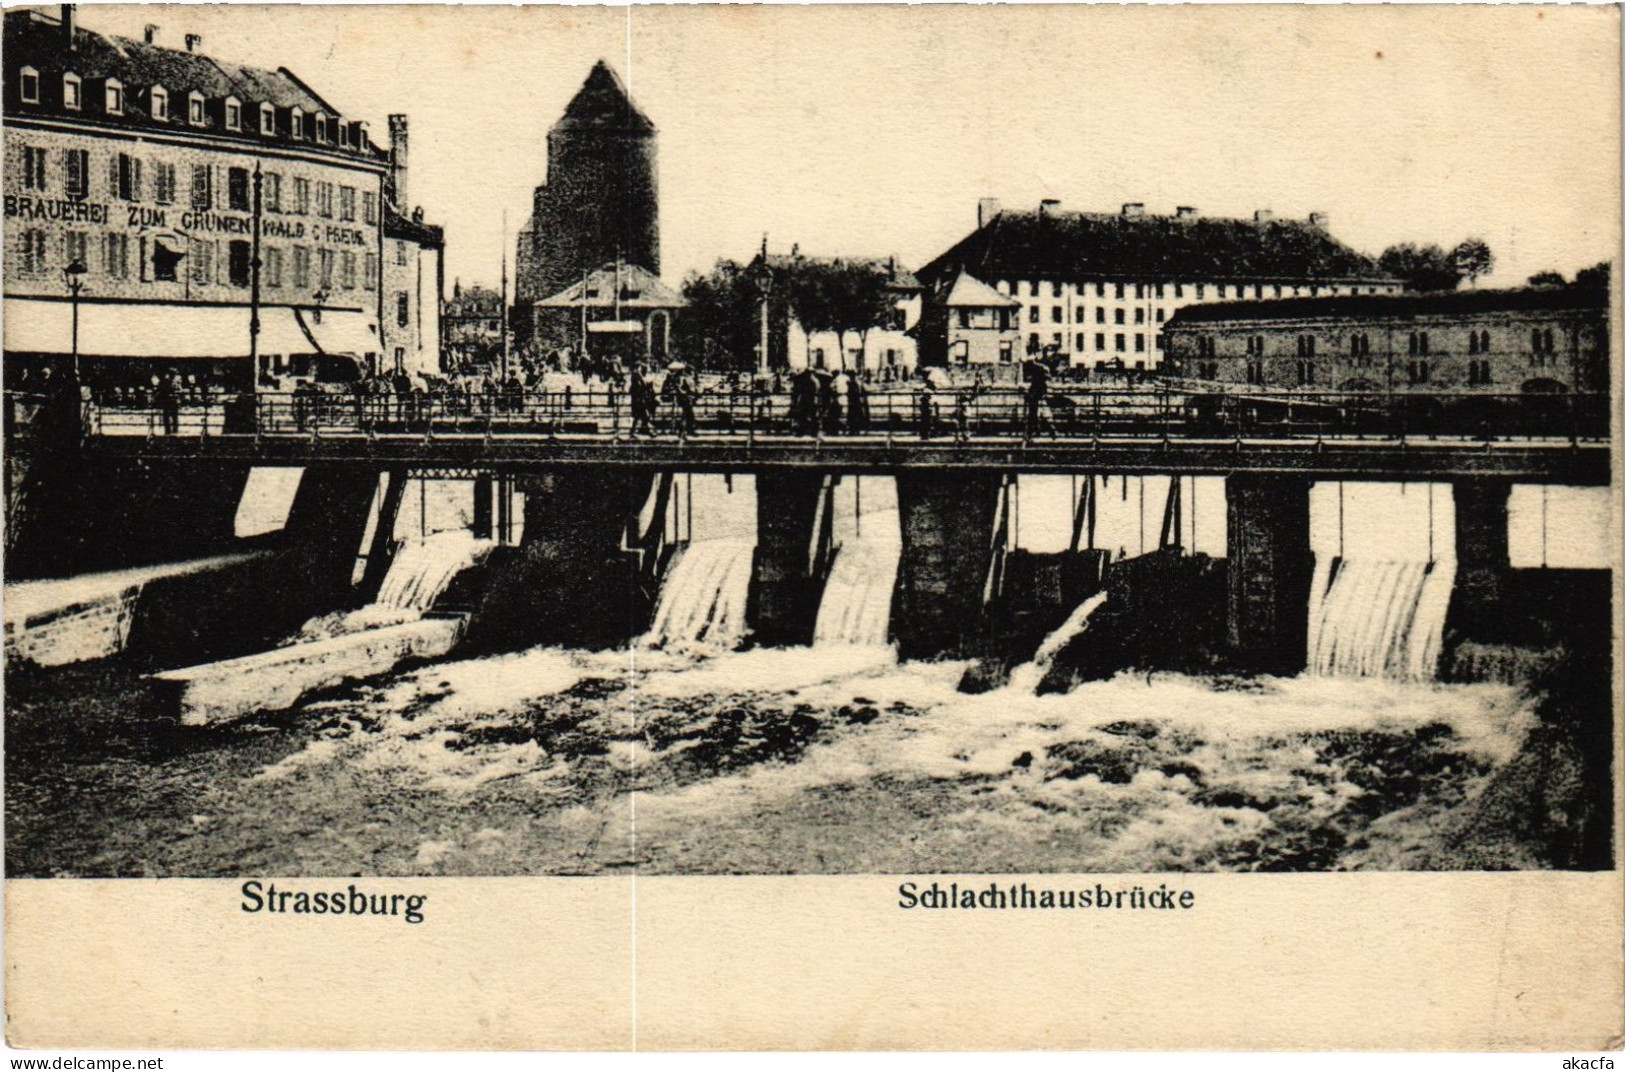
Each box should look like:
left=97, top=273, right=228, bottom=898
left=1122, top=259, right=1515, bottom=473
left=5, top=639, right=1540, bottom=876
left=5, top=475, right=1602, bottom=877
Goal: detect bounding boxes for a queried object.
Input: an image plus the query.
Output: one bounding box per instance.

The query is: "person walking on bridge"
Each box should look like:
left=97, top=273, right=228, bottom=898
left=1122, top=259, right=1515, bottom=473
left=845, top=371, right=870, bottom=433
left=789, top=367, right=818, bottom=435
left=1024, top=358, right=1056, bottom=439
left=630, top=364, right=655, bottom=437
left=157, top=370, right=180, bottom=435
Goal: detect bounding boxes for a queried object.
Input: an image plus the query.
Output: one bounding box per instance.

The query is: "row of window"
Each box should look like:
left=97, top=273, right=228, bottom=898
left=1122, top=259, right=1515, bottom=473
left=18, top=145, right=379, bottom=223
left=1022, top=332, right=1162, bottom=354
left=1209, top=328, right=1566, bottom=359
left=18, top=67, right=368, bottom=150
left=15, top=227, right=383, bottom=292
left=1023, top=305, right=1168, bottom=326
left=998, top=279, right=1389, bottom=302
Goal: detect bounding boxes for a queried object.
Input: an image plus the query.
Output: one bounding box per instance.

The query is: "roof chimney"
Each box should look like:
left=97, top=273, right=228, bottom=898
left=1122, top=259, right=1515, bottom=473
left=1307, top=211, right=1329, bottom=230
left=60, top=5, right=76, bottom=50
left=1121, top=202, right=1145, bottom=218
left=185, top=33, right=202, bottom=52
left=1175, top=205, right=1199, bottom=220
left=1039, top=198, right=1062, bottom=218
left=1254, top=208, right=1274, bottom=225
left=387, top=114, right=409, bottom=208
left=977, top=197, right=1001, bottom=229
left=143, top=23, right=159, bottom=44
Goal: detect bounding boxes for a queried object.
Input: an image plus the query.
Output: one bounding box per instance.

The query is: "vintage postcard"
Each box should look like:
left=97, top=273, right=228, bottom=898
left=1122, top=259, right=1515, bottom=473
left=2, top=1, right=1621, bottom=1052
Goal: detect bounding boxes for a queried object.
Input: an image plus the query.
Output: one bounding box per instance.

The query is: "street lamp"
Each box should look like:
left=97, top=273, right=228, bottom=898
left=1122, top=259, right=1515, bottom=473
left=752, top=260, right=773, bottom=373
left=62, top=259, right=87, bottom=385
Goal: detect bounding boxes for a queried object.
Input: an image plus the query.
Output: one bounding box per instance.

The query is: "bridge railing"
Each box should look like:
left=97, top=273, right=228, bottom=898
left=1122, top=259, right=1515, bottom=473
left=14, top=385, right=1613, bottom=443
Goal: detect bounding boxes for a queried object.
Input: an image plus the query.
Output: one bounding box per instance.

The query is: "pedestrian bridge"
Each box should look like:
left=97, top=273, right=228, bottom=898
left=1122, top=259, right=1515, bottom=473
left=5, top=382, right=1610, bottom=674
left=54, top=384, right=1614, bottom=484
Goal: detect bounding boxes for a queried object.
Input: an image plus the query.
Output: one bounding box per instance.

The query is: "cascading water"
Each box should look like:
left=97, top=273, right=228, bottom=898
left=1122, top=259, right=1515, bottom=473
left=814, top=533, right=901, bottom=648
left=1006, top=591, right=1110, bottom=694
left=1307, top=557, right=1455, bottom=682
left=643, top=538, right=756, bottom=650
left=376, top=529, right=496, bottom=612
left=291, top=529, right=494, bottom=644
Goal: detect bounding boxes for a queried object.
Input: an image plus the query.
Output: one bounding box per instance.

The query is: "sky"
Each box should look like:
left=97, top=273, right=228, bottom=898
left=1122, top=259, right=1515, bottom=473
left=73, top=4, right=1622, bottom=291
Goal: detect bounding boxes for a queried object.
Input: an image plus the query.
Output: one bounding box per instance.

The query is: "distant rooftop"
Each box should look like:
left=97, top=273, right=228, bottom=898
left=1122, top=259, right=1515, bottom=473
left=4, top=6, right=385, bottom=159
left=536, top=262, right=683, bottom=309
left=551, top=59, right=654, bottom=136
left=919, top=203, right=1396, bottom=286
left=1166, top=285, right=1609, bottom=325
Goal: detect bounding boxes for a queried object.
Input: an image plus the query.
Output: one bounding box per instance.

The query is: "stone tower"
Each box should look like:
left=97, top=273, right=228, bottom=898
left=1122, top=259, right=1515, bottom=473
left=516, top=60, right=659, bottom=348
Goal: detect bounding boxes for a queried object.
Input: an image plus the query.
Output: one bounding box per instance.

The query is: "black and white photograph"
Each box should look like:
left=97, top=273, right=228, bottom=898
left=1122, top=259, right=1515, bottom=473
left=1, top=0, right=1619, bottom=1051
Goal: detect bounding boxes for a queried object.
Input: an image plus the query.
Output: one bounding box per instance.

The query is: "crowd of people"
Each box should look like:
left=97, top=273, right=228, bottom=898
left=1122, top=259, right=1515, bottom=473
left=6, top=348, right=1082, bottom=441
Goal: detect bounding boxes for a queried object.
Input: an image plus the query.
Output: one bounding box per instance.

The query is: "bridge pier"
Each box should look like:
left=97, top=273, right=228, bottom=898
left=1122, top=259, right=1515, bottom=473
left=1226, top=473, right=1313, bottom=675
left=465, top=469, right=651, bottom=652
left=471, top=473, right=495, bottom=540
left=281, top=465, right=390, bottom=609
left=749, top=471, right=831, bottom=648
left=8, top=456, right=252, bottom=581
left=1451, top=478, right=1512, bottom=639
left=893, top=471, right=1004, bottom=660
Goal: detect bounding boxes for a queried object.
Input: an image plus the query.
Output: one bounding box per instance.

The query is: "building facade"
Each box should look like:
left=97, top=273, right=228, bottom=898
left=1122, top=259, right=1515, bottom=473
left=915, top=199, right=1403, bottom=373
left=382, top=205, right=444, bottom=377
left=515, top=60, right=659, bottom=352
left=915, top=268, right=1022, bottom=369
left=3, top=6, right=443, bottom=385
left=442, top=280, right=504, bottom=370
left=533, top=260, right=682, bottom=366
left=749, top=249, right=923, bottom=373
left=1162, top=285, right=1611, bottom=394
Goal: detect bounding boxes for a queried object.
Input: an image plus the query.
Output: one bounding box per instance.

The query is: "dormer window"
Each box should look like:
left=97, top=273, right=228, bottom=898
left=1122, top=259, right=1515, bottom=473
left=288, top=106, right=303, bottom=140
left=223, top=96, right=241, bottom=131
left=62, top=72, right=81, bottom=110
left=19, top=66, right=39, bottom=104
left=313, top=111, right=329, bottom=144
left=149, top=84, right=168, bottom=120
left=104, top=78, right=124, bottom=115
left=188, top=91, right=205, bottom=125
left=259, top=102, right=275, bottom=135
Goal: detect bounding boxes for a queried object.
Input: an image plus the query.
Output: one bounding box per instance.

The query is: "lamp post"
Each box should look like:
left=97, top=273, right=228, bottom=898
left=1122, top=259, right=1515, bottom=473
left=62, top=259, right=87, bottom=385
left=753, top=260, right=773, bottom=373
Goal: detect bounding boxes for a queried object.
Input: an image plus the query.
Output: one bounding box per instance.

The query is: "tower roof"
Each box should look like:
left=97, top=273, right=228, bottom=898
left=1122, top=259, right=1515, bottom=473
left=552, top=59, right=654, bottom=135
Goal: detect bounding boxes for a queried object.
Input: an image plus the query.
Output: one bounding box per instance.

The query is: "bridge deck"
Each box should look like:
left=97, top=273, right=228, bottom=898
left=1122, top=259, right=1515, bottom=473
left=80, top=429, right=1610, bottom=483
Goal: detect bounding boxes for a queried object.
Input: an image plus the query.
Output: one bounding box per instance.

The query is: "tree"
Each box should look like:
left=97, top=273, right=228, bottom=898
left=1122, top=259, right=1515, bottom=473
left=1378, top=243, right=1460, bottom=292
left=788, top=259, right=895, bottom=365
left=1450, top=238, right=1495, bottom=286
left=674, top=260, right=760, bottom=370
left=1574, top=261, right=1612, bottom=292
left=1527, top=270, right=1567, bottom=287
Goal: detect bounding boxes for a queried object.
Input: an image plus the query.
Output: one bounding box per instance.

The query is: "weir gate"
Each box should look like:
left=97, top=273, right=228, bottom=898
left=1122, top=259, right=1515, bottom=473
left=4, top=385, right=1611, bottom=675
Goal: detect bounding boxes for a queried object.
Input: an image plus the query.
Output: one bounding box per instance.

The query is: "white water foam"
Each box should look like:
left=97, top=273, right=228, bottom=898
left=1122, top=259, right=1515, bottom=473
left=376, top=529, right=494, bottom=612
left=1309, top=558, right=1456, bottom=682
left=1007, top=591, right=1110, bottom=694
left=814, top=514, right=902, bottom=648
left=643, top=538, right=756, bottom=651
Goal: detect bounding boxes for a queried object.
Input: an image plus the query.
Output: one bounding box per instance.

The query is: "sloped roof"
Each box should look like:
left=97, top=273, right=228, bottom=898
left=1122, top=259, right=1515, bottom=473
left=551, top=59, right=654, bottom=135
left=445, top=285, right=504, bottom=317
left=918, top=207, right=1396, bottom=287
left=384, top=206, right=443, bottom=249
left=536, top=262, right=683, bottom=309
left=1166, top=285, right=1608, bottom=326
left=4, top=7, right=384, bottom=158
left=942, top=269, right=1020, bottom=308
